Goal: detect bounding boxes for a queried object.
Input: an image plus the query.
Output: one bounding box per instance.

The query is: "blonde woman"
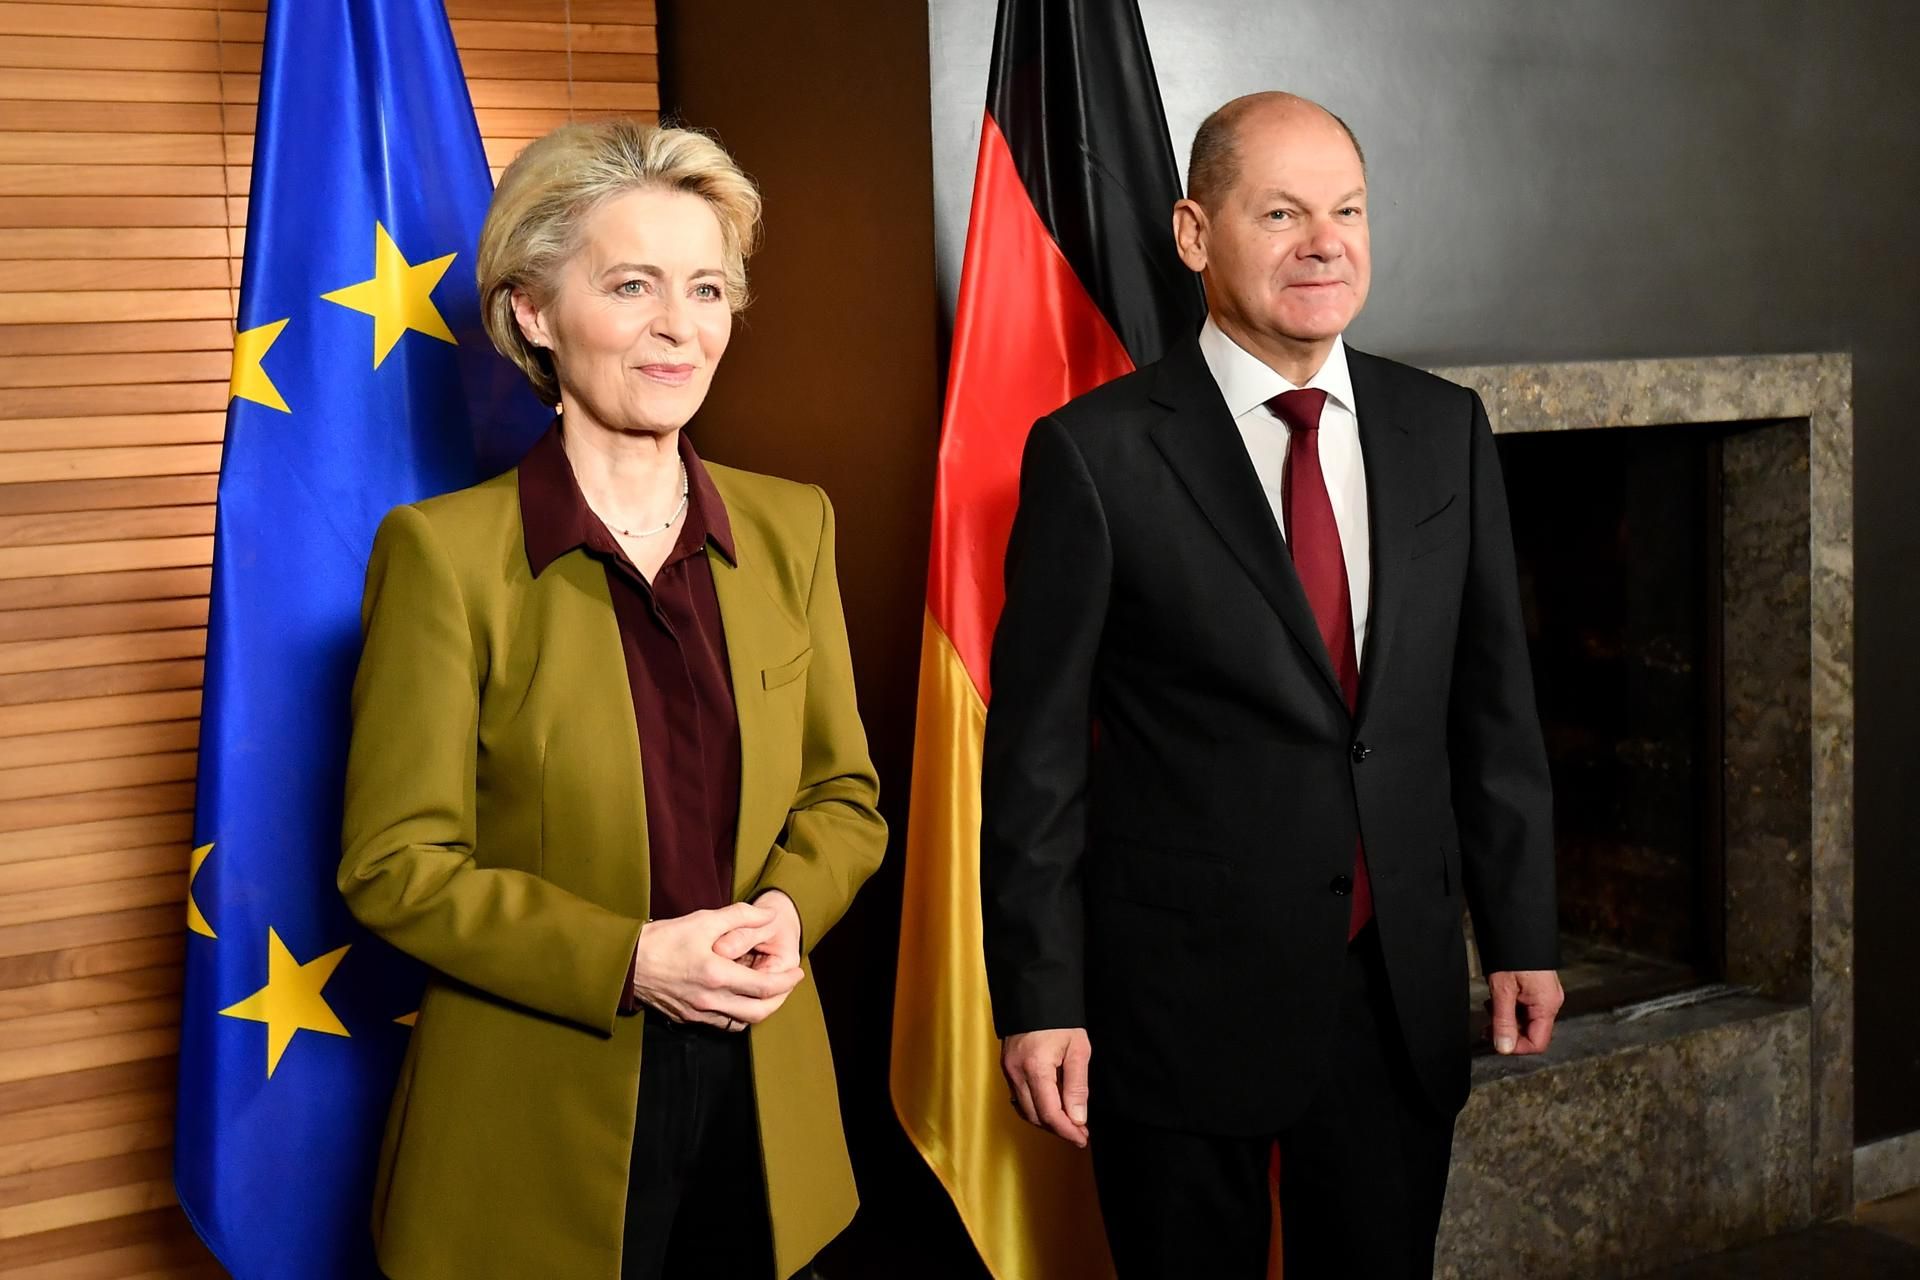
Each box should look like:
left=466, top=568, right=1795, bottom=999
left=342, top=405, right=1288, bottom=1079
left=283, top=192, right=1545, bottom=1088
left=340, top=121, right=886, bottom=1280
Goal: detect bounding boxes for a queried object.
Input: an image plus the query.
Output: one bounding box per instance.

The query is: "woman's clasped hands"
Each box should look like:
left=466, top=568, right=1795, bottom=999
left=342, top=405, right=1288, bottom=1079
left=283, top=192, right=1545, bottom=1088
left=629, top=891, right=805, bottom=1031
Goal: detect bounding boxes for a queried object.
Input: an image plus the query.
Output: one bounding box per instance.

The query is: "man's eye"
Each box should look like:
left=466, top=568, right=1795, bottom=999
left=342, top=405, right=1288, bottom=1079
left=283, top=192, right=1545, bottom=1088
left=1267, top=210, right=1292, bottom=222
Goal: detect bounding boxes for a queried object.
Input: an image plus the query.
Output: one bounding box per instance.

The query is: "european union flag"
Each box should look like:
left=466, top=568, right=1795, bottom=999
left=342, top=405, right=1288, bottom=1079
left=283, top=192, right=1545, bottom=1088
left=174, top=0, right=546, bottom=1273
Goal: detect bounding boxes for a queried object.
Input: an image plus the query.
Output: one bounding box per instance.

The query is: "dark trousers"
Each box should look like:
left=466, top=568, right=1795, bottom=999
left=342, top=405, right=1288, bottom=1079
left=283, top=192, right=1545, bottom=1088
left=1090, top=925, right=1457, bottom=1279
left=620, top=1011, right=775, bottom=1280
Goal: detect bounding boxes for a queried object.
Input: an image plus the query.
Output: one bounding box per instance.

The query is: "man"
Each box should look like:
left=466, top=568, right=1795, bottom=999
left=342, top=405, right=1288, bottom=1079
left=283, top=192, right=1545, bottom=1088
left=980, top=92, right=1564, bottom=1277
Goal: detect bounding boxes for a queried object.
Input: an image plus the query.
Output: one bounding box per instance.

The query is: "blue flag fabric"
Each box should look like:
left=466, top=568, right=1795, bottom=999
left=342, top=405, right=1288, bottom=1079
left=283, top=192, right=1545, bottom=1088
left=174, top=0, right=546, bottom=1274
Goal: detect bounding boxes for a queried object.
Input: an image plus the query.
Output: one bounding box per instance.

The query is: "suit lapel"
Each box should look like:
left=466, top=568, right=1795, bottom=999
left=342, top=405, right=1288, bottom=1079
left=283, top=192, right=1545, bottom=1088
left=1147, top=338, right=1347, bottom=709
left=1349, top=348, right=1417, bottom=721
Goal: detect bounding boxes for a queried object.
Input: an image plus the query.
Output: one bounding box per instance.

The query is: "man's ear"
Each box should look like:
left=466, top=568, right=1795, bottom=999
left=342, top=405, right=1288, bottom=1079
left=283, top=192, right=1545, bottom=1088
left=1172, top=198, right=1209, bottom=274
left=509, top=286, right=552, bottom=352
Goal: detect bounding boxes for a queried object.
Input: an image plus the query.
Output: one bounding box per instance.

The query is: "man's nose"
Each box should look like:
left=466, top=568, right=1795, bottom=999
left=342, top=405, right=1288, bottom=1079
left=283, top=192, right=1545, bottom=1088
left=1301, top=219, right=1346, bottom=260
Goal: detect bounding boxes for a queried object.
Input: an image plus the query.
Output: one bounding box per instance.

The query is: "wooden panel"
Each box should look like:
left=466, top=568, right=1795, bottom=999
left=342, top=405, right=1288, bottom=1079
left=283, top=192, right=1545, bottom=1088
left=0, top=751, right=198, bottom=802
left=0, top=1174, right=176, bottom=1238
left=459, top=49, right=658, bottom=82
left=0, top=447, right=220, bottom=486
left=0, top=1029, right=181, bottom=1093
left=0, top=1148, right=174, bottom=1213
left=0, top=260, right=232, bottom=294
left=0, top=478, right=218, bottom=519
left=0, top=4, right=223, bottom=41
left=0, top=599, right=209, bottom=645
left=0, top=993, right=180, bottom=1054
left=0, top=568, right=211, bottom=614
left=453, top=19, right=656, bottom=54
left=0, top=812, right=192, bottom=865
left=0, top=903, right=186, bottom=959
left=0, top=37, right=228, bottom=75
left=0, top=507, right=214, bottom=550
left=0, top=101, right=225, bottom=133
left=0, top=666, right=204, bottom=716
left=0, top=414, right=225, bottom=451
left=0, top=166, right=230, bottom=198
left=0, top=227, right=230, bottom=259
left=447, top=0, right=651, bottom=19
left=0, top=536, right=214, bottom=579
left=0, top=844, right=185, bottom=898
left=0, top=384, right=227, bottom=419
left=467, top=79, right=657, bottom=111
left=0, top=994, right=180, bottom=1054
left=0, top=321, right=233, bottom=357
left=0, top=291, right=231, bottom=325
left=0, top=722, right=197, bottom=771
left=0, top=936, right=184, bottom=992
left=0, top=966, right=180, bottom=1019
left=0, top=1092, right=170, bottom=1152
left=0, top=352, right=228, bottom=391
left=0, top=1058, right=175, bottom=1120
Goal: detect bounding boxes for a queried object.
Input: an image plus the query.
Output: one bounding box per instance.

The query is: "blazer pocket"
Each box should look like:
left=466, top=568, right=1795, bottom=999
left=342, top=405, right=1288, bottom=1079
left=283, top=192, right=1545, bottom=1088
left=762, top=647, right=813, bottom=690
left=1409, top=493, right=1463, bottom=560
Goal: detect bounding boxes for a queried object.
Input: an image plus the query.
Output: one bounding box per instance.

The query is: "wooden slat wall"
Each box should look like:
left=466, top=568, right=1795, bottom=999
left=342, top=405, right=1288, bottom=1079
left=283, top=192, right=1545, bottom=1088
left=0, top=1, right=655, bottom=1273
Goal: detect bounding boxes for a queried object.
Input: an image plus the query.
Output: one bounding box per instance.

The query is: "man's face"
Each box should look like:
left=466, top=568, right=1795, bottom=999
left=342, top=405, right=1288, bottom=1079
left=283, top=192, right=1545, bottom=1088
left=1179, top=108, right=1370, bottom=358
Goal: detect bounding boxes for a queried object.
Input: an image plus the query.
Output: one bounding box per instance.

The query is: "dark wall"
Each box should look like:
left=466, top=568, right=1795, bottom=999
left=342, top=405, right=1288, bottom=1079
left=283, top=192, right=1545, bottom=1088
left=926, top=0, right=1920, bottom=1147
left=660, top=5, right=987, bottom=1275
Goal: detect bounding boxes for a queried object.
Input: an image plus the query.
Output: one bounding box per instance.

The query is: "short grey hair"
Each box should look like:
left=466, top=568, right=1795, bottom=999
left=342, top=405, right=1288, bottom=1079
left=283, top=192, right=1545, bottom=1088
left=1187, top=93, right=1366, bottom=214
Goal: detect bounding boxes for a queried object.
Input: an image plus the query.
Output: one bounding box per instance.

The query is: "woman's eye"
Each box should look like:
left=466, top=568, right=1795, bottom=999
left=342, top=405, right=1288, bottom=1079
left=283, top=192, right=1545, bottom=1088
left=617, top=279, right=648, bottom=296
left=694, top=283, right=723, bottom=301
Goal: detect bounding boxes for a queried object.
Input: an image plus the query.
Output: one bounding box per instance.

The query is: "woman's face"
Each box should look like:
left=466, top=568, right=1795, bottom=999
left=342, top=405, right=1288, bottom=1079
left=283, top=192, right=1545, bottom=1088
left=515, top=187, right=733, bottom=437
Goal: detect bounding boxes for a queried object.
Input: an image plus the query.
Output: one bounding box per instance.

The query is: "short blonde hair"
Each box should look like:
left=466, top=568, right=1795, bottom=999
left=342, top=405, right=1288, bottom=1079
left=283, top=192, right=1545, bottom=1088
left=476, top=120, right=763, bottom=405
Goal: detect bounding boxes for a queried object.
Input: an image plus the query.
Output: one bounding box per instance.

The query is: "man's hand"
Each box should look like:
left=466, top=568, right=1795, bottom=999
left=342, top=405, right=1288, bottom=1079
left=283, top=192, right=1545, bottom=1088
left=1486, top=969, right=1564, bottom=1055
left=1001, top=1028, right=1092, bottom=1148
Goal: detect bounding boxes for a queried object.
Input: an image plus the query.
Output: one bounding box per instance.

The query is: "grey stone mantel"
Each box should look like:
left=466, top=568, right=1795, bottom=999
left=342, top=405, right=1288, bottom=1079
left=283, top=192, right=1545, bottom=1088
left=1423, top=354, right=1854, bottom=1278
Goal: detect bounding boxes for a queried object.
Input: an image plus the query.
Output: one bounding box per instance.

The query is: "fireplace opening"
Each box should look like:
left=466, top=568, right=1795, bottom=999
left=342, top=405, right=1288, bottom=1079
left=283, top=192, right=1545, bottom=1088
left=1491, top=425, right=1728, bottom=1017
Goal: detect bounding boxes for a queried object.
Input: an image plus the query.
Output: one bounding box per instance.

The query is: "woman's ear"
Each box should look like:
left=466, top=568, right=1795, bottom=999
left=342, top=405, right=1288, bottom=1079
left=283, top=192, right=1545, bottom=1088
left=509, top=286, right=553, bottom=352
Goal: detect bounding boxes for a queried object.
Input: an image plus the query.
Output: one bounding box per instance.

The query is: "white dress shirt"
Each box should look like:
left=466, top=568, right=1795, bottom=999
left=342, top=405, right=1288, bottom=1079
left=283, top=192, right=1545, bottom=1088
left=1196, top=316, right=1371, bottom=662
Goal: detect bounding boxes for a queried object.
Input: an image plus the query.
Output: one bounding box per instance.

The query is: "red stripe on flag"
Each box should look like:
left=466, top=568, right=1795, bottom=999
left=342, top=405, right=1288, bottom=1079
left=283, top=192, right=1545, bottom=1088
left=927, top=111, right=1135, bottom=701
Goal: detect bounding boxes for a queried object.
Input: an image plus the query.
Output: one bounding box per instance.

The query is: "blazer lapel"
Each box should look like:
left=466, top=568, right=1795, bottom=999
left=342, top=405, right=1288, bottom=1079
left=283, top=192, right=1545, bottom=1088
left=1147, top=338, right=1347, bottom=709
left=1349, top=348, right=1416, bottom=721
left=702, top=485, right=810, bottom=900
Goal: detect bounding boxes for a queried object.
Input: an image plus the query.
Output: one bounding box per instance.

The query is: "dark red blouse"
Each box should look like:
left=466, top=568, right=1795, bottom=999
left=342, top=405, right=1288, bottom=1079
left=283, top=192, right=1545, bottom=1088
left=517, top=422, right=742, bottom=937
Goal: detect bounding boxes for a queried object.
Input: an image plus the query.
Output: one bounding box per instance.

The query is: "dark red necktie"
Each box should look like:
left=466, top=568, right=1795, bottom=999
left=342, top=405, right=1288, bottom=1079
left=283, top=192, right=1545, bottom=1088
left=1269, top=388, right=1374, bottom=939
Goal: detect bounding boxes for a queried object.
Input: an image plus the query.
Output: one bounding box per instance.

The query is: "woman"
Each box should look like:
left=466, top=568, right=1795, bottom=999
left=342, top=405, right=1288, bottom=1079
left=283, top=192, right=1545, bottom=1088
left=339, top=121, right=886, bottom=1280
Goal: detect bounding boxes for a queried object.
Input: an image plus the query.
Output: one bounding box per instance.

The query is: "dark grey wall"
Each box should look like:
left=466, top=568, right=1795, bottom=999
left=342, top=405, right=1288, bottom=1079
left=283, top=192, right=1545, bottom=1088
left=927, top=0, right=1920, bottom=1144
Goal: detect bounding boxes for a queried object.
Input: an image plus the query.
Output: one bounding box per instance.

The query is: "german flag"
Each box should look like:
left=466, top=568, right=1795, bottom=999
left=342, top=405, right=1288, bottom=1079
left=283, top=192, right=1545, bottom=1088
left=889, top=2, right=1203, bottom=1275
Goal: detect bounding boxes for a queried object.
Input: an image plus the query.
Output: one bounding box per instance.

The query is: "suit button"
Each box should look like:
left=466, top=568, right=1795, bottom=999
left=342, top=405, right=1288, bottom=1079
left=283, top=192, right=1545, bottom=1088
left=1329, top=874, right=1353, bottom=896
left=1350, top=741, right=1372, bottom=763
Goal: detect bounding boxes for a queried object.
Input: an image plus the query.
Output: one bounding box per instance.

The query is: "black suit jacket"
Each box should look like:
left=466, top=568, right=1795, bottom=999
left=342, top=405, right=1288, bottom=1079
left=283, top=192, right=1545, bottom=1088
left=979, top=335, right=1557, bottom=1136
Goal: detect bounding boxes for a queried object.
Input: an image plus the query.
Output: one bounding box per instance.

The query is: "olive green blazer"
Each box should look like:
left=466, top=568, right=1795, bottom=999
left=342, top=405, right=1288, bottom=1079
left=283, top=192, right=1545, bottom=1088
left=338, top=460, right=886, bottom=1280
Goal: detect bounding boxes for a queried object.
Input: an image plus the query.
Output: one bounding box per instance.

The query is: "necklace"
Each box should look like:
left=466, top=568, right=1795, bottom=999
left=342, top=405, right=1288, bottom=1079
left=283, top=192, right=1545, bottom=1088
left=598, top=459, right=689, bottom=539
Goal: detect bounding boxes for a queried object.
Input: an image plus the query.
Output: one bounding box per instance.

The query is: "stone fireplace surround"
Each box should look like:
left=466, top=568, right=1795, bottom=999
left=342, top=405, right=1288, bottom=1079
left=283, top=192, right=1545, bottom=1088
left=1422, top=354, right=1853, bottom=1278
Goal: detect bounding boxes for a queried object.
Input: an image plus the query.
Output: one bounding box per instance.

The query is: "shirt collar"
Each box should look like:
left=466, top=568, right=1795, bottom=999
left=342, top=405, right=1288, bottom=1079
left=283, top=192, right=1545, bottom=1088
left=1197, top=314, right=1355, bottom=422
left=518, top=419, right=736, bottom=578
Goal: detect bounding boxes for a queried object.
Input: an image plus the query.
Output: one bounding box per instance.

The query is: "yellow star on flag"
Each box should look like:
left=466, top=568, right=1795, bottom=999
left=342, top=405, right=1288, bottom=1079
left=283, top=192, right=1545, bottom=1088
left=229, top=318, right=291, bottom=412
left=186, top=842, right=217, bottom=939
left=321, top=222, right=458, bottom=367
left=219, top=928, right=352, bottom=1077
